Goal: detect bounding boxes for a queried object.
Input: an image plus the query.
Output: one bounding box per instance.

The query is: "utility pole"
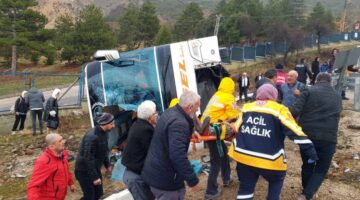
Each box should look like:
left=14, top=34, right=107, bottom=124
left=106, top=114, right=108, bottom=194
left=214, top=14, right=221, bottom=36
left=340, top=0, right=350, bottom=32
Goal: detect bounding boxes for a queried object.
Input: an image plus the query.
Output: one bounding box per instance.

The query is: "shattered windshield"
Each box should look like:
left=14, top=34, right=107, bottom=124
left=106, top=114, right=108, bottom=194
left=102, top=48, right=163, bottom=112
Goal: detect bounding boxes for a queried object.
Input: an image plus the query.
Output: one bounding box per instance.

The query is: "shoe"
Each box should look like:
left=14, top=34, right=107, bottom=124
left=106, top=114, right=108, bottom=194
left=205, top=188, right=221, bottom=200
left=223, top=178, right=233, bottom=187
left=11, top=131, right=16, bottom=135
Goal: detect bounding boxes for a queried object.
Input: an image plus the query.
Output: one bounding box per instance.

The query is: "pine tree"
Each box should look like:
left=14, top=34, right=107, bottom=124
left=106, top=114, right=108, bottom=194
left=173, top=2, right=204, bottom=41
left=306, top=2, right=335, bottom=54
left=139, top=1, right=160, bottom=47
left=0, top=0, right=47, bottom=71
left=71, top=5, right=116, bottom=62
left=154, top=25, right=172, bottom=45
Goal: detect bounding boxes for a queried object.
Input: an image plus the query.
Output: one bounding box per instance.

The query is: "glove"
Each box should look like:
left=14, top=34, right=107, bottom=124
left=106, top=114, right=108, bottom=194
left=307, top=159, right=316, bottom=164
left=49, top=110, right=56, bottom=117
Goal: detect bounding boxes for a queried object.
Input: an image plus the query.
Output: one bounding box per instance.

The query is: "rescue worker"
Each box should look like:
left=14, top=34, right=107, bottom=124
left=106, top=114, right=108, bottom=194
left=201, top=77, right=239, bottom=199
left=228, top=84, right=318, bottom=200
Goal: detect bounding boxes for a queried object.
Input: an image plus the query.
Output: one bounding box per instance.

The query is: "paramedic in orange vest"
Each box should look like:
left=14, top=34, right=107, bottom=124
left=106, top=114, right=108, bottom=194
left=201, top=77, right=239, bottom=199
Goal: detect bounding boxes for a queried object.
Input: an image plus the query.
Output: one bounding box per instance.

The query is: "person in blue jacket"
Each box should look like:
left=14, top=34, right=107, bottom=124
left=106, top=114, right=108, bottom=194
left=141, top=90, right=201, bottom=200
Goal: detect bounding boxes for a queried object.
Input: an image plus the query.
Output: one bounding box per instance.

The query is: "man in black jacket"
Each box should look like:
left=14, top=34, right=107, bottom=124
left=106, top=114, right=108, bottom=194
left=122, top=100, right=157, bottom=200
left=290, top=73, right=342, bottom=200
left=141, top=90, right=201, bottom=200
left=75, top=113, right=115, bottom=200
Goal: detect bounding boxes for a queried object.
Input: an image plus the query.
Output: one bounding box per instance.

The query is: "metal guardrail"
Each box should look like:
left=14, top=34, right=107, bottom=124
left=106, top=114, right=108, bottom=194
left=331, top=74, right=360, bottom=88
left=332, top=74, right=360, bottom=111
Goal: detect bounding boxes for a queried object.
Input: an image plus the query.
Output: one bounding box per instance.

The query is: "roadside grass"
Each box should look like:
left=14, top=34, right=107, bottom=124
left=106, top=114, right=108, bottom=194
left=0, top=75, right=76, bottom=97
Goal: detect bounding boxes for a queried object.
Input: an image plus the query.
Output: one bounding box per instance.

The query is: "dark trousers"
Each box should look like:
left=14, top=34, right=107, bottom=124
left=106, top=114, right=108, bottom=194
left=205, top=140, right=231, bottom=195
left=300, top=140, right=336, bottom=200
left=239, top=87, right=248, bottom=101
left=150, top=186, right=185, bottom=200
left=31, top=110, right=43, bottom=134
left=12, top=114, right=26, bottom=131
left=123, top=168, right=155, bottom=200
left=236, top=163, right=286, bottom=200
left=75, top=170, right=103, bottom=200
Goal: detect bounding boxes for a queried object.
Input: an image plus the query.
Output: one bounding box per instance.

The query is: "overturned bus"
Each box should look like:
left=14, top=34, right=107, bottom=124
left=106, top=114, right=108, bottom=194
left=84, top=36, right=230, bottom=149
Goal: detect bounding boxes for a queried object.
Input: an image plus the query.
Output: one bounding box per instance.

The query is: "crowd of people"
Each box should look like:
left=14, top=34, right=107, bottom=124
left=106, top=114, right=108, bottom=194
left=11, top=87, right=61, bottom=135
left=21, top=48, right=360, bottom=200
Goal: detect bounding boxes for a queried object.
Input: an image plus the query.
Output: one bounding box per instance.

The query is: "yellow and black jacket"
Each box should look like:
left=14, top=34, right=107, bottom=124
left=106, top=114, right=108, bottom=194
left=228, top=100, right=317, bottom=171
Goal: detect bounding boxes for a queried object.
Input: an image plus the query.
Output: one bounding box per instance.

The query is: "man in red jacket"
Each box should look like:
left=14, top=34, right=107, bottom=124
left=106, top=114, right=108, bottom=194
left=27, top=133, right=75, bottom=200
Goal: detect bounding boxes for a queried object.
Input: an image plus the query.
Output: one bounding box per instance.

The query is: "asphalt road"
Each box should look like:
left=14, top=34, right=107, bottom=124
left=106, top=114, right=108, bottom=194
left=0, top=85, right=83, bottom=112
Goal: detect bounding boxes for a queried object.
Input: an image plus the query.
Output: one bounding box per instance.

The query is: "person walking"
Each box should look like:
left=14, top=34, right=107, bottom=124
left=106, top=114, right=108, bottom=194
left=44, top=88, right=61, bottom=133
left=26, top=87, right=45, bottom=135
left=11, top=90, right=29, bottom=135
left=238, top=73, right=250, bottom=102
left=122, top=100, right=158, bottom=200
left=311, top=57, right=320, bottom=85
left=141, top=91, right=201, bottom=200
left=201, top=77, right=239, bottom=200
left=290, top=73, right=342, bottom=200
left=75, top=113, right=115, bottom=200
left=295, top=58, right=312, bottom=85
left=27, top=133, right=75, bottom=200
left=228, top=84, right=318, bottom=200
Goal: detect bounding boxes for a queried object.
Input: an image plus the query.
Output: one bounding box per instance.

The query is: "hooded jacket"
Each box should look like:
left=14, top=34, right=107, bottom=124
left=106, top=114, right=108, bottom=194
left=27, top=148, right=74, bottom=200
left=201, top=77, right=239, bottom=123
left=26, top=88, right=45, bottom=110
left=44, top=89, right=60, bottom=121
left=15, top=91, right=29, bottom=114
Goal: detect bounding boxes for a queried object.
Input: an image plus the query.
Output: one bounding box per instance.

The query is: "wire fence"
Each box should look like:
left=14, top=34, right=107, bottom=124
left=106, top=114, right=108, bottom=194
left=220, top=32, right=360, bottom=63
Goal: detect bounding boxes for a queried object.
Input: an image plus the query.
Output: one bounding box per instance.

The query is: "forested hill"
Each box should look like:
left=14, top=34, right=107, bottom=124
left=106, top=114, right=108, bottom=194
left=36, top=0, right=359, bottom=28
left=35, top=0, right=220, bottom=28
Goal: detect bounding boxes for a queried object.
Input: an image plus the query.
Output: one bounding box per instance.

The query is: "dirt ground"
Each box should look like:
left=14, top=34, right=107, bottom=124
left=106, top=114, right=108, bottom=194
left=0, top=94, right=359, bottom=200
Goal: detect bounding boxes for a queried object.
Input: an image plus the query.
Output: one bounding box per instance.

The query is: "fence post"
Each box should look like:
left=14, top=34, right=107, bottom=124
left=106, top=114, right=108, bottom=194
left=355, top=77, right=360, bottom=111
left=31, top=73, right=36, bottom=88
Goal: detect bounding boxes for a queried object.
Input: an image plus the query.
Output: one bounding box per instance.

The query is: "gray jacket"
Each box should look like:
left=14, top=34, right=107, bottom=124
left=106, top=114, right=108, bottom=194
left=26, top=88, right=45, bottom=110
left=290, top=81, right=342, bottom=143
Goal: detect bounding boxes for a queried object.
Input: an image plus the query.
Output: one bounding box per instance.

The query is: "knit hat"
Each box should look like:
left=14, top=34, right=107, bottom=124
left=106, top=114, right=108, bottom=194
left=275, top=63, right=284, bottom=69
left=256, top=84, right=278, bottom=101
left=95, top=113, right=114, bottom=125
